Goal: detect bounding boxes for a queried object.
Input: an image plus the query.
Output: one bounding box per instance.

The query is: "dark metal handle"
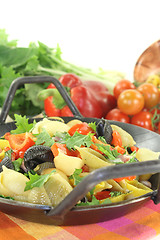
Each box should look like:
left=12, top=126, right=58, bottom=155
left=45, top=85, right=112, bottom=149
left=45, top=159, right=160, bottom=220
left=0, top=76, right=83, bottom=124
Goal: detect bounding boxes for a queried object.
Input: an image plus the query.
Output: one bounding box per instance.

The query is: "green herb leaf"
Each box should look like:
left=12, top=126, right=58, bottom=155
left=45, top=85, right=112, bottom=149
left=109, top=191, right=122, bottom=197
left=66, top=132, right=93, bottom=150
left=88, top=122, right=96, bottom=132
left=24, top=170, right=55, bottom=191
left=35, top=128, right=54, bottom=147
left=11, top=114, right=36, bottom=134
left=77, top=196, right=112, bottom=206
left=0, top=194, right=14, bottom=200
left=13, top=158, right=23, bottom=172
left=95, top=144, right=120, bottom=160
left=69, top=169, right=84, bottom=186
left=5, top=149, right=13, bottom=159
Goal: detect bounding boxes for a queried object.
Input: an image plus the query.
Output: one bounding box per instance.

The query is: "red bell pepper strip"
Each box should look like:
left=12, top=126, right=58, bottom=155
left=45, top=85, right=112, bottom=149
left=68, top=122, right=93, bottom=136
left=38, top=73, right=116, bottom=118
left=95, top=190, right=111, bottom=200
left=111, top=130, right=122, bottom=147
left=51, top=142, right=78, bottom=157
left=113, top=176, right=136, bottom=182
left=6, top=132, right=35, bottom=159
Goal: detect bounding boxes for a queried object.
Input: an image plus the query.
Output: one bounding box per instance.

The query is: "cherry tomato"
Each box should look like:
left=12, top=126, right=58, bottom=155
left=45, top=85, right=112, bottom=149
left=68, top=123, right=93, bottom=136
left=131, top=110, right=153, bottom=131
left=137, top=83, right=159, bottom=109
left=113, top=79, right=136, bottom=99
left=105, top=108, right=130, bottom=123
left=117, top=89, right=144, bottom=115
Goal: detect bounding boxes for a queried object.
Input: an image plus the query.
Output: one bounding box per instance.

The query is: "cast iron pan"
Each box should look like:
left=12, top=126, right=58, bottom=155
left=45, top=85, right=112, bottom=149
left=0, top=76, right=160, bottom=226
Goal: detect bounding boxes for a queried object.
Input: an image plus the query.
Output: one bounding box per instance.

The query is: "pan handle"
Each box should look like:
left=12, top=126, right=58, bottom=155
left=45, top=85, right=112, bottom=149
left=45, top=159, right=160, bottom=221
left=0, top=76, right=83, bottom=124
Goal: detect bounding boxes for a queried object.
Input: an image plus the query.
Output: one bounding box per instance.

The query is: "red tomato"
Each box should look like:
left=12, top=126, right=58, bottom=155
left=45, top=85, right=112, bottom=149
left=137, top=83, right=159, bottom=109
left=131, top=111, right=153, bottom=131
left=117, top=89, right=144, bottom=115
left=105, top=108, right=130, bottom=123
left=113, top=79, right=136, bottom=99
left=95, top=191, right=111, bottom=200
left=68, top=123, right=93, bottom=136
left=7, top=133, right=35, bottom=158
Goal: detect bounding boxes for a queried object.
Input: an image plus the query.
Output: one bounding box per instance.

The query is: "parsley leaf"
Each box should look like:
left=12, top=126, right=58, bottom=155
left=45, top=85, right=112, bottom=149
left=88, top=122, right=96, bottom=132
left=35, top=128, right=54, bottom=147
left=66, top=132, right=93, bottom=150
left=13, top=158, right=23, bottom=172
left=24, top=170, right=55, bottom=191
left=11, top=114, right=36, bottom=134
left=109, top=191, right=122, bottom=197
left=69, top=169, right=84, bottom=186
left=0, top=194, right=14, bottom=200
left=95, top=144, right=120, bottom=160
left=77, top=196, right=112, bottom=206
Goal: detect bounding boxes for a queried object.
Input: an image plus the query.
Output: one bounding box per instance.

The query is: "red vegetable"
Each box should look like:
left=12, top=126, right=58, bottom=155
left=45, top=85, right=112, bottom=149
left=51, top=142, right=77, bottom=157
left=6, top=133, right=35, bottom=159
left=95, top=190, right=111, bottom=200
left=40, top=73, right=116, bottom=118
left=68, top=122, right=93, bottom=136
left=113, top=176, right=136, bottom=182
left=105, top=108, right=130, bottom=123
left=111, top=130, right=122, bottom=147
left=113, top=79, right=136, bottom=99
left=131, top=110, right=153, bottom=131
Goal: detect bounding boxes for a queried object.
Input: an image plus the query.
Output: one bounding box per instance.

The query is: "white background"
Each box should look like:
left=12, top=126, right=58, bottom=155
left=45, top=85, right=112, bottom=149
left=0, top=0, right=159, bottom=80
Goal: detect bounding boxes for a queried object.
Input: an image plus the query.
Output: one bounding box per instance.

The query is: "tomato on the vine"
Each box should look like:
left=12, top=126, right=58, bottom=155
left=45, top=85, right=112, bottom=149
left=137, top=83, right=159, bottom=109
left=131, top=110, right=153, bottom=131
left=117, top=89, right=144, bottom=115
left=105, top=108, right=130, bottom=123
left=113, top=79, right=136, bottom=99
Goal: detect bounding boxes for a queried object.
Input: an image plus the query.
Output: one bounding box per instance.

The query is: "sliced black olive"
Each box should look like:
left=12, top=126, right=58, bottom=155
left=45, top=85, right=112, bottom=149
left=24, top=145, right=54, bottom=171
left=96, top=118, right=113, bottom=144
left=0, top=156, right=14, bottom=173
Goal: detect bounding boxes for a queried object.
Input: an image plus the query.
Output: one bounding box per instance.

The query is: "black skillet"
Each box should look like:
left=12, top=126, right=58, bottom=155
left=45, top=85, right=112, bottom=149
left=0, top=76, right=160, bottom=226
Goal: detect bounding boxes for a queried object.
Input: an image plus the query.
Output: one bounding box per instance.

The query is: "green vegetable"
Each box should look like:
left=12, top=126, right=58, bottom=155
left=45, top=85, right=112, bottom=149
left=65, top=132, right=93, bottom=150
left=77, top=196, right=111, bottom=206
left=0, top=194, right=14, bottom=200
left=24, top=170, right=55, bottom=191
left=35, top=128, right=55, bottom=147
left=11, top=114, right=36, bottom=134
left=13, top=158, right=23, bottom=172
left=95, top=144, right=120, bottom=160
left=69, top=169, right=84, bottom=186
left=0, top=29, right=124, bottom=117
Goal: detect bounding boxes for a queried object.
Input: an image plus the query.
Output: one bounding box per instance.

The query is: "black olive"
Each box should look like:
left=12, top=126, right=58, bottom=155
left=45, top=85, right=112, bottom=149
left=24, top=145, right=54, bottom=171
left=96, top=118, right=113, bottom=144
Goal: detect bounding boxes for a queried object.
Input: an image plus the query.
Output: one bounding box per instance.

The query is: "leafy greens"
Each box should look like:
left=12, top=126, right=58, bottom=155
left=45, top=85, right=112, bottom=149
left=0, top=29, right=124, bottom=117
